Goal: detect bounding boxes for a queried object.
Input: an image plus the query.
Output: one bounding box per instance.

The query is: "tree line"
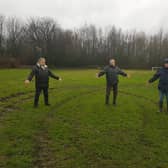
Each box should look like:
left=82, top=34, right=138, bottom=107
left=0, top=15, right=167, bottom=68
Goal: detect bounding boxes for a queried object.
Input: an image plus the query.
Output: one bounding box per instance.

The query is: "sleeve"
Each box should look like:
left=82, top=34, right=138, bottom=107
left=48, top=70, right=60, bottom=80
left=149, top=70, right=160, bottom=83
left=27, top=67, right=36, bottom=81
left=117, top=67, right=127, bottom=77
left=98, top=67, right=107, bottom=77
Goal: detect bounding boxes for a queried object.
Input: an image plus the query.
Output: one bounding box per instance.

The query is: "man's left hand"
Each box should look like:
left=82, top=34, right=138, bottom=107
left=127, top=74, right=131, bottom=78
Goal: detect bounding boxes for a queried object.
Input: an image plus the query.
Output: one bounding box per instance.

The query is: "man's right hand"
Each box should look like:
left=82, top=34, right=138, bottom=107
left=24, top=80, right=30, bottom=85
left=96, top=73, right=99, bottom=78
left=127, top=74, right=131, bottom=78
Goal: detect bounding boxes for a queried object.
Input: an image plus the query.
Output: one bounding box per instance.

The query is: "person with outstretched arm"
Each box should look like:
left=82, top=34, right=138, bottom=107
left=148, top=58, right=168, bottom=113
left=25, top=57, right=62, bottom=107
left=97, top=59, right=129, bottom=106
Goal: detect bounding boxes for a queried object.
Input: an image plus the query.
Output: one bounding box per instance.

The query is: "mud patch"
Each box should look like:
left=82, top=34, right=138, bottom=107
left=33, top=131, right=57, bottom=168
left=33, top=89, right=99, bottom=168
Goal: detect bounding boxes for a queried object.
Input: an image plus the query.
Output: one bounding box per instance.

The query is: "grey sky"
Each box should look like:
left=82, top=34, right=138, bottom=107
left=0, top=0, right=168, bottom=33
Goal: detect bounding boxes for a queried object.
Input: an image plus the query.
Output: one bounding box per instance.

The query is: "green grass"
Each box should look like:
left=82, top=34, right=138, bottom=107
left=0, top=69, right=168, bottom=168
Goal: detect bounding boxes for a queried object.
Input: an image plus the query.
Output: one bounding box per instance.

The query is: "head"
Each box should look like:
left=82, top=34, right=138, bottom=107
left=109, top=59, right=116, bottom=66
left=38, top=57, right=46, bottom=66
left=164, top=58, right=168, bottom=68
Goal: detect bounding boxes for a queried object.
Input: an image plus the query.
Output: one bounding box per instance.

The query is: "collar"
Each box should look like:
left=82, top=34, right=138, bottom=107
left=37, top=63, right=48, bottom=69
left=109, top=65, right=115, bottom=68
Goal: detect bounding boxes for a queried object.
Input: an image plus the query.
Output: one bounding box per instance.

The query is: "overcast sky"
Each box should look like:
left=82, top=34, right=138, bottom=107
left=0, top=0, right=168, bottom=33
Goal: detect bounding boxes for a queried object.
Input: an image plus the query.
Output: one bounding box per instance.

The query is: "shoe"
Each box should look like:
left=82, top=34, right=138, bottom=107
left=45, top=103, right=51, bottom=106
left=34, top=104, right=38, bottom=108
left=157, top=110, right=162, bottom=113
left=105, top=96, right=109, bottom=105
left=159, top=101, right=163, bottom=113
left=113, top=103, right=117, bottom=106
left=157, top=108, right=162, bottom=113
left=113, top=101, right=117, bottom=106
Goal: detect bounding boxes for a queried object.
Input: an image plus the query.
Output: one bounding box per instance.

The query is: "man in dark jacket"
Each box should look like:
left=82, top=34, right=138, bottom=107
left=97, top=59, right=128, bottom=105
left=148, top=58, right=168, bottom=113
left=25, top=57, right=62, bottom=107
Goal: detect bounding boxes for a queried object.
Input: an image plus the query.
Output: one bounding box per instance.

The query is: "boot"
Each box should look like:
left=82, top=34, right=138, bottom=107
left=113, top=92, right=117, bottom=106
left=34, top=99, right=39, bottom=108
left=34, top=103, right=38, bottom=108
left=113, top=100, right=116, bottom=106
left=105, top=95, right=109, bottom=105
left=159, top=101, right=163, bottom=112
left=44, top=95, right=49, bottom=106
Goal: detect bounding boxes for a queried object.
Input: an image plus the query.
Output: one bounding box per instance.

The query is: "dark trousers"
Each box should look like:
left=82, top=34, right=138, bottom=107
left=34, top=87, right=49, bottom=106
left=159, top=90, right=168, bottom=111
left=106, top=84, right=118, bottom=105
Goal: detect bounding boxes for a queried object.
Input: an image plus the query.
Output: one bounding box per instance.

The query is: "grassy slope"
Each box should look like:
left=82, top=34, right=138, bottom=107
left=0, top=69, right=168, bottom=168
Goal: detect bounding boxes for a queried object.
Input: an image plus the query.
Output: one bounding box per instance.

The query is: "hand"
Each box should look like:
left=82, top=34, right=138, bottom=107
left=59, top=78, right=62, bottom=81
left=24, top=80, right=30, bottom=85
left=96, top=73, right=99, bottom=78
left=127, top=74, right=131, bottom=78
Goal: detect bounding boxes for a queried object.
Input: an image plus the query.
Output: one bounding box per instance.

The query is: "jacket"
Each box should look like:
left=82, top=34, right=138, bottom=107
left=149, top=67, right=168, bottom=91
left=98, top=65, right=127, bottom=85
left=27, top=64, right=60, bottom=87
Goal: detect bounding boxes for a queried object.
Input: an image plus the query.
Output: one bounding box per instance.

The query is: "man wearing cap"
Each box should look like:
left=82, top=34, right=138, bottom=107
left=97, top=58, right=129, bottom=106
left=148, top=58, right=168, bottom=113
left=25, top=57, right=62, bottom=107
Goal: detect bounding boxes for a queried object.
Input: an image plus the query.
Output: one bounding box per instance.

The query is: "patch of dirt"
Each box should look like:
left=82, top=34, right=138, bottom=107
left=0, top=155, right=7, bottom=168
left=33, top=131, right=57, bottom=168
left=0, top=92, right=29, bottom=102
left=33, top=89, right=99, bottom=168
left=0, top=85, right=99, bottom=103
left=0, top=86, right=158, bottom=167
left=0, top=93, right=34, bottom=120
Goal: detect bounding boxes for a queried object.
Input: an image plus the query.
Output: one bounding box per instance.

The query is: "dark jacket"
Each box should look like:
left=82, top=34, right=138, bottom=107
left=149, top=67, right=168, bottom=91
left=27, top=64, right=60, bottom=88
left=98, top=65, right=127, bottom=85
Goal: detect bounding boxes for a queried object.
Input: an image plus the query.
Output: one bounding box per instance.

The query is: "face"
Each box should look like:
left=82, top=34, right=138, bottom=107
left=39, top=59, right=46, bottom=66
left=109, top=59, right=116, bottom=66
left=164, top=63, right=168, bottom=68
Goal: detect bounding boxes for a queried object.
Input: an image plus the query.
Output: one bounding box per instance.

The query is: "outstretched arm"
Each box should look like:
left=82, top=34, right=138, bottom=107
left=118, top=68, right=127, bottom=77
left=148, top=70, right=160, bottom=83
left=25, top=67, right=36, bottom=85
left=48, top=70, right=60, bottom=80
left=27, top=67, right=36, bottom=81
left=97, top=67, right=107, bottom=77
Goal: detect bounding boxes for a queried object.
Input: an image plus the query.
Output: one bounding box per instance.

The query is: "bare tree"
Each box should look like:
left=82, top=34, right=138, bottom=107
left=0, top=14, right=168, bottom=68
left=0, top=15, right=5, bottom=57
left=6, top=17, right=24, bottom=58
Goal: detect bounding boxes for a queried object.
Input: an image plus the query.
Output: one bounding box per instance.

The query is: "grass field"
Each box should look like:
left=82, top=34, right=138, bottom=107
left=0, top=69, right=168, bottom=168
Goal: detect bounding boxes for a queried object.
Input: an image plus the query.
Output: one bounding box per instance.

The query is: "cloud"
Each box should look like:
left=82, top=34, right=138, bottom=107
left=0, top=0, right=168, bottom=33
